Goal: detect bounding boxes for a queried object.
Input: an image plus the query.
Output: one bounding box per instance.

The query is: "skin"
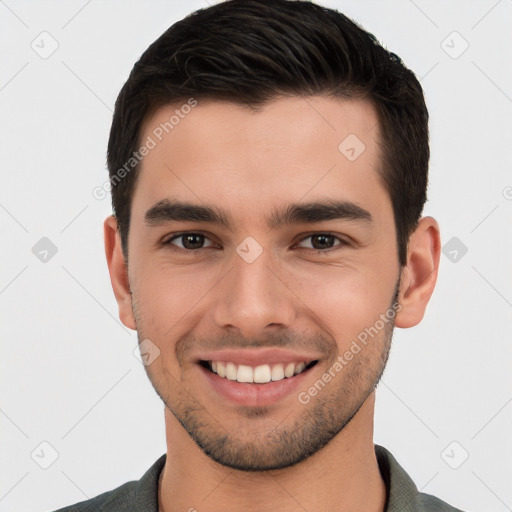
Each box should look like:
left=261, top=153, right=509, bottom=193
left=105, top=96, right=440, bottom=512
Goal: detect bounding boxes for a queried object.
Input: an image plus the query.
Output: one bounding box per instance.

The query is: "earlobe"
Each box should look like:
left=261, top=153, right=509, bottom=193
left=104, top=216, right=136, bottom=330
left=395, top=217, right=441, bottom=328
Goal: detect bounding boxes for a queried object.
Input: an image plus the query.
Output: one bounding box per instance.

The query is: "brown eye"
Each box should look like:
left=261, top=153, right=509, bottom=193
left=310, top=234, right=336, bottom=250
left=297, top=233, right=345, bottom=252
left=165, top=233, right=214, bottom=251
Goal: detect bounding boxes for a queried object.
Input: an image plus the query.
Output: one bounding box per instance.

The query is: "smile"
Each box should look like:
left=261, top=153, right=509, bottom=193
left=201, top=360, right=318, bottom=384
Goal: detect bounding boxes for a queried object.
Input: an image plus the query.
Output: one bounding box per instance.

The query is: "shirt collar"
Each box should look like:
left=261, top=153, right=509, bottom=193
left=142, top=445, right=424, bottom=511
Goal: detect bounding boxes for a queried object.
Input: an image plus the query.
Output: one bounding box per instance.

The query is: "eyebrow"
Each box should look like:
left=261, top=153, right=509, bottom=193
left=144, top=198, right=372, bottom=229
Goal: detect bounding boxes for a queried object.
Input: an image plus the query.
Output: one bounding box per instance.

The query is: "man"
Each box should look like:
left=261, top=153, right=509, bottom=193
left=55, top=0, right=463, bottom=510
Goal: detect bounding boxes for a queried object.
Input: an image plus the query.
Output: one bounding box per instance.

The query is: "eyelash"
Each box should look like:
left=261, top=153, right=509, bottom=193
left=161, top=232, right=349, bottom=255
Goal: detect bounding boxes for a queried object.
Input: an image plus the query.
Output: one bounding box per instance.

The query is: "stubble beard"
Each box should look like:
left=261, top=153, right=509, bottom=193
left=134, top=287, right=398, bottom=472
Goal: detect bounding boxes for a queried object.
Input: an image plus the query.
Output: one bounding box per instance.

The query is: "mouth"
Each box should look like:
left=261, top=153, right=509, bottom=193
left=199, top=359, right=319, bottom=384
left=195, top=348, right=323, bottom=407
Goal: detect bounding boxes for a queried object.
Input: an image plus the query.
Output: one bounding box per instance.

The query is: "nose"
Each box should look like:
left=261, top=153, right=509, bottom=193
left=212, top=247, right=297, bottom=340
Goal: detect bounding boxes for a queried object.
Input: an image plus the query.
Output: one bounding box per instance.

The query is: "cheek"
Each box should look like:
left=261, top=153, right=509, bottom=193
left=131, top=261, right=220, bottom=350
left=287, top=262, right=396, bottom=347
left=132, top=269, right=192, bottom=385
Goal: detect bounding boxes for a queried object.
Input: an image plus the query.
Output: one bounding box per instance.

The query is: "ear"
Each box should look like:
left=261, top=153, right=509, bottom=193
left=104, top=216, right=136, bottom=330
left=395, top=216, right=441, bottom=328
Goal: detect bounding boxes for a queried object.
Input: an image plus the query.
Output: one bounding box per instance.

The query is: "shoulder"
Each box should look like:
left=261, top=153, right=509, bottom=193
left=52, top=481, right=137, bottom=512
left=416, top=492, right=466, bottom=512
left=375, top=445, right=465, bottom=512
left=51, top=454, right=166, bottom=512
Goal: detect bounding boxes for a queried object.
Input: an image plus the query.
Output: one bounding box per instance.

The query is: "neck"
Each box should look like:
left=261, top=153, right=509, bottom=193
left=159, top=393, right=386, bottom=512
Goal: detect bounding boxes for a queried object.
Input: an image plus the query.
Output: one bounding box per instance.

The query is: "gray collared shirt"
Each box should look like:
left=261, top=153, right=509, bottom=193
left=53, top=445, right=464, bottom=511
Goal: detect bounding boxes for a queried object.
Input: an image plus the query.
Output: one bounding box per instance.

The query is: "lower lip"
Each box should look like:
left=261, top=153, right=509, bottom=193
left=200, top=364, right=314, bottom=407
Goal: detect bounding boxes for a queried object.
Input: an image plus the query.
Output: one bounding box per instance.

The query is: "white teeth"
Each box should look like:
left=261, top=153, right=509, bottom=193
left=208, top=360, right=311, bottom=383
left=284, top=363, right=296, bottom=378
left=253, top=365, right=271, bottom=383
left=271, top=364, right=285, bottom=381
left=226, top=362, right=237, bottom=380
left=237, top=364, right=253, bottom=383
left=216, top=361, right=226, bottom=377
left=294, top=362, right=306, bottom=375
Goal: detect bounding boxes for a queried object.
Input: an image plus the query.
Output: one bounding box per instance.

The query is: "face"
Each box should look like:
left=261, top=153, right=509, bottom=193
left=123, top=96, right=401, bottom=470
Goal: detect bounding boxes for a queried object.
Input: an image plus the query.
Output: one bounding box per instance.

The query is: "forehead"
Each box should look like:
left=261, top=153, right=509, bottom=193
left=133, top=96, right=388, bottom=229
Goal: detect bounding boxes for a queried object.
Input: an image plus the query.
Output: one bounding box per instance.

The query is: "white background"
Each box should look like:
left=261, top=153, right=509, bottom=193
left=1, top=1, right=511, bottom=511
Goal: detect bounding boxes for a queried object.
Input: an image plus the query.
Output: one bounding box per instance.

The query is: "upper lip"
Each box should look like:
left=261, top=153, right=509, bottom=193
left=196, top=348, right=321, bottom=367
